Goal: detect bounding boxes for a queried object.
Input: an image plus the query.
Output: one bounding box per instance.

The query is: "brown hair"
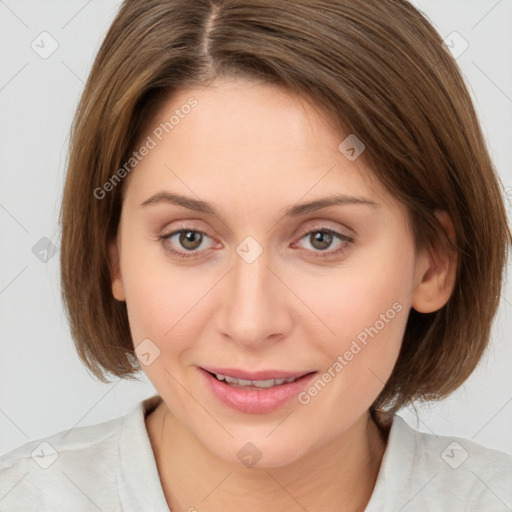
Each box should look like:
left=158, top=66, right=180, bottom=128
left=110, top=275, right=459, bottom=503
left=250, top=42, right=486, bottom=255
left=60, top=0, right=510, bottom=413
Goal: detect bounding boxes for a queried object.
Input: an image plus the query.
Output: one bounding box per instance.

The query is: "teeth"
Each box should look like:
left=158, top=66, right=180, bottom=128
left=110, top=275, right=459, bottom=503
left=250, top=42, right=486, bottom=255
left=214, top=373, right=299, bottom=388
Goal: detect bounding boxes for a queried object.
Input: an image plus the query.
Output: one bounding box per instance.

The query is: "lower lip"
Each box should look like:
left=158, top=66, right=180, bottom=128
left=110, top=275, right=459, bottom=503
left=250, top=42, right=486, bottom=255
left=199, top=368, right=317, bottom=414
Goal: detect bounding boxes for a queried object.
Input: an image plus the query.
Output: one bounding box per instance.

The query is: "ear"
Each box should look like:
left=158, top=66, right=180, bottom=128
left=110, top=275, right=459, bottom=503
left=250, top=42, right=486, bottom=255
left=411, top=211, right=458, bottom=313
left=109, top=239, right=126, bottom=302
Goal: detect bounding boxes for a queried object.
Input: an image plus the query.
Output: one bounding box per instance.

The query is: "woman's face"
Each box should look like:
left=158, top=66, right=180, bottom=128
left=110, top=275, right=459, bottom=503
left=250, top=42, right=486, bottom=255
left=111, top=78, right=427, bottom=467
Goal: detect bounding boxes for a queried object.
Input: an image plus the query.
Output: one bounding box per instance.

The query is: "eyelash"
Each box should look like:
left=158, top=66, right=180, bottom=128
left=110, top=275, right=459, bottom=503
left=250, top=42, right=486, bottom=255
left=158, top=224, right=355, bottom=261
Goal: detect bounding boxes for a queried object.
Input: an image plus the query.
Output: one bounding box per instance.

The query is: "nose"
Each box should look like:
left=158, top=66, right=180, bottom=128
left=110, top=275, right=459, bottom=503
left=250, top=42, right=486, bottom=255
left=215, top=246, right=294, bottom=349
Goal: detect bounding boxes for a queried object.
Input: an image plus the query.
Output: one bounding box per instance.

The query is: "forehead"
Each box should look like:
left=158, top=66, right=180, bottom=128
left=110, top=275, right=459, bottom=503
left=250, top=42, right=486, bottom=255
left=123, top=78, right=388, bottom=211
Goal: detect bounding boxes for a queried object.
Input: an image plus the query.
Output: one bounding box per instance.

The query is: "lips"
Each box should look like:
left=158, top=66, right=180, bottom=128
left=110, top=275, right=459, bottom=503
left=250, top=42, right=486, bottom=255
left=199, top=366, right=318, bottom=413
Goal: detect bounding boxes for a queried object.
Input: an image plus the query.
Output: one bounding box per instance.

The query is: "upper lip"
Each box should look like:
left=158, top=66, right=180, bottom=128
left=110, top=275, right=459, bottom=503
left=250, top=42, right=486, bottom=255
left=200, top=366, right=315, bottom=381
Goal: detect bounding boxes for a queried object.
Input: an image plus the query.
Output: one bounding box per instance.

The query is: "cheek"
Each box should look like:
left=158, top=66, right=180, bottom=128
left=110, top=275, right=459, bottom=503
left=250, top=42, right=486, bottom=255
left=120, top=240, right=220, bottom=368
left=292, top=268, right=410, bottom=422
left=298, top=242, right=414, bottom=384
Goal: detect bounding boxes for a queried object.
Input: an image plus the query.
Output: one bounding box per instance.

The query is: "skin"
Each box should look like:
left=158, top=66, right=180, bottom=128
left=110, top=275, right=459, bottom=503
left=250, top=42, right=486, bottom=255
left=109, top=78, right=457, bottom=512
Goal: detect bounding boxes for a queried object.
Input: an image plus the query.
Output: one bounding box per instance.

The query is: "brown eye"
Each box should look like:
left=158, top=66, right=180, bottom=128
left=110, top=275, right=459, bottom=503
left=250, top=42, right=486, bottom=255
left=159, top=227, right=216, bottom=261
left=293, top=227, right=354, bottom=260
left=309, top=230, right=334, bottom=251
left=179, top=230, right=203, bottom=251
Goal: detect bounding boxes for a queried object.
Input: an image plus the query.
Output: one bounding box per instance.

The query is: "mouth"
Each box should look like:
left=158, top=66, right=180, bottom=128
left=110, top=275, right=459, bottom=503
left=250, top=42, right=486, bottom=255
left=198, top=366, right=318, bottom=413
left=200, top=366, right=315, bottom=389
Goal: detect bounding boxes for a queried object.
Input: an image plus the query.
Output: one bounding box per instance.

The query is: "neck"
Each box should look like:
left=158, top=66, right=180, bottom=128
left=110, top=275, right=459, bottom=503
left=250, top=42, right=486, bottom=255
left=146, top=400, right=389, bottom=512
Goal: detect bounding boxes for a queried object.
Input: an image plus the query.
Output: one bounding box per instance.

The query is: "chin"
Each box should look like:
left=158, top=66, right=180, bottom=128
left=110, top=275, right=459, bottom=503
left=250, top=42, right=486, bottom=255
left=202, top=430, right=313, bottom=470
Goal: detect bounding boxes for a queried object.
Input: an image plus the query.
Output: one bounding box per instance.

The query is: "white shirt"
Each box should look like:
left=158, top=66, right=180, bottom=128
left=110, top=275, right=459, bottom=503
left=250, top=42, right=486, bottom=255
left=1, top=394, right=511, bottom=511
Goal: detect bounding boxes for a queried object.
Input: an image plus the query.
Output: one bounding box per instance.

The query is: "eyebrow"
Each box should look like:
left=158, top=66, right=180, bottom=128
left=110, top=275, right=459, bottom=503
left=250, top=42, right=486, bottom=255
left=140, top=191, right=379, bottom=217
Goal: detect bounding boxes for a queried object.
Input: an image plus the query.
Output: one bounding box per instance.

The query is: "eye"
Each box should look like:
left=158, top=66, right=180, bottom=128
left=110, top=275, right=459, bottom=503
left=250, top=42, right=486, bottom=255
left=293, top=228, right=354, bottom=259
left=158, top=227, right=217, bottom=260
left=158, top=225, right=354, bottom=261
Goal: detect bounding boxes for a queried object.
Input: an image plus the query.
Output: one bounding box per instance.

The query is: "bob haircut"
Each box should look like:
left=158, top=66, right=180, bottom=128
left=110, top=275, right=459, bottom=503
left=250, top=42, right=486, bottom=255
left=60, top=0, right=510, bottom=414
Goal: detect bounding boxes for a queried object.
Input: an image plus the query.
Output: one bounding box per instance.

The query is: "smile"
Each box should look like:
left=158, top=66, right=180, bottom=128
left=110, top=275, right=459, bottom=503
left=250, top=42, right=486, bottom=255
left=210, top=372, right=301, bottom=389
left=199, top=367, right=318, bottom=413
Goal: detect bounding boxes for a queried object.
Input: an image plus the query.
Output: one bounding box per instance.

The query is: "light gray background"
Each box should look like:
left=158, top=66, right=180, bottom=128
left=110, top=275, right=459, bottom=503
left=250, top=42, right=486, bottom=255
left=1, top=0, right=511, bottom=457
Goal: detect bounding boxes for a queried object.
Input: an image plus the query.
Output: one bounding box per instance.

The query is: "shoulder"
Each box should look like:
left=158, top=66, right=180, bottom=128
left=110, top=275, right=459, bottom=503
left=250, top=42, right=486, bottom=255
left=0, top=403, right=141, bottom=511
left=367, top=415, right=512, bottom=512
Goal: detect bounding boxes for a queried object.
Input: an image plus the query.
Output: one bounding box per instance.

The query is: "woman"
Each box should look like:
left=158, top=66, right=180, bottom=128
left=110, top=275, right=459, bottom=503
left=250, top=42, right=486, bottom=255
left=1, top=0, right=511, bottom=510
